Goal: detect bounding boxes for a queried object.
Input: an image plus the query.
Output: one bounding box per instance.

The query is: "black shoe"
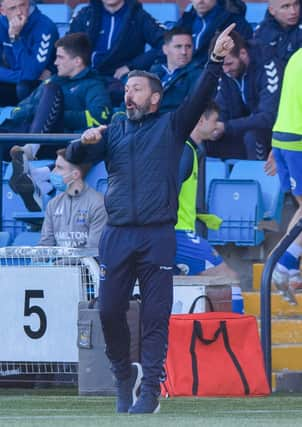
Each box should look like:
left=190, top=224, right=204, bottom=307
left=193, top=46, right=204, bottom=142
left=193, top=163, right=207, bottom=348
left=9, top=148, right=27, bottom=193
left=9, top=148, right=41, bottom=212
left=128, top=392, right=160, bottom=414
left=116, top=363, right=143, bottom=413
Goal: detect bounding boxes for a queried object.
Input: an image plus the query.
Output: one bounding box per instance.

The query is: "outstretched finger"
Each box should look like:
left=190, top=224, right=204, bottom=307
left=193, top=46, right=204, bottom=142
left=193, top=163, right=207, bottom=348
left=219, top=23, right=236, bottom=39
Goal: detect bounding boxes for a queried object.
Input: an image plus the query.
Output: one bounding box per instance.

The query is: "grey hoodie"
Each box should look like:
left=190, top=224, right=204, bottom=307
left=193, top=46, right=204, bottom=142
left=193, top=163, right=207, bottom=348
left=39, top=184, right=107, bottom=249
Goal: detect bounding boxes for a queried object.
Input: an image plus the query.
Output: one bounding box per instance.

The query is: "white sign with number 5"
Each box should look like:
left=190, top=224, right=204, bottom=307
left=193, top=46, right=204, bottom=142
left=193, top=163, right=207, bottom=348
left=0, top=266, right=81, bottom=362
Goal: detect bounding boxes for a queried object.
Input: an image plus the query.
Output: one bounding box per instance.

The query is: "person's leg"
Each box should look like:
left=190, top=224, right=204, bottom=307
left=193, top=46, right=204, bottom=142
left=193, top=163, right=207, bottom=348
left=243, top=129, right=271, bottom=160
left=272, top=148, right=302, bottom=303
left=129, top=224, right=175, bottom=414
left=98, top=225, right=142, bottom=413
left=0, top=83, right=19, bottom=106
left=206, top=133, right=246, bottom=159
left=175, top=230, right=239, bottom=280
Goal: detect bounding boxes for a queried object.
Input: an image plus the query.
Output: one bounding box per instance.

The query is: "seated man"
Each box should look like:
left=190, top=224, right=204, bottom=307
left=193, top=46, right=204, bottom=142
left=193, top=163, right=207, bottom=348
left=38, top=148, right=107, bottom=249
left=176, top=0, right=252, bottom=66
left=3, top=32, right=111, bottom=161
left=254, top=0, right=302, bottom=69
left=175, top=100, right=238, bottom=281
left=69, top=0, right=165, bottom=106
left=6, top=32, right=112, bottom=210
left=0, top=0, right=59, bottom=104
left=150, top=27, right=203, bottom=113
left=206, top=31, right=281, bottom=160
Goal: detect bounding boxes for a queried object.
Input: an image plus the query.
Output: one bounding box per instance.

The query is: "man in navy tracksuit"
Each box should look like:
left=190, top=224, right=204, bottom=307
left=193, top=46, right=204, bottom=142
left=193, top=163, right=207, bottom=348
left=206, top=31, right=281, bottom=160
left=254, top=0, right=302, bottom=69
left=176, top=0, right=252, bottom=66
left=69, top=0, right=164, bottom=105
left=0, top=0, right=58, bottom=105
left=66, top=25, right=235, bottom=414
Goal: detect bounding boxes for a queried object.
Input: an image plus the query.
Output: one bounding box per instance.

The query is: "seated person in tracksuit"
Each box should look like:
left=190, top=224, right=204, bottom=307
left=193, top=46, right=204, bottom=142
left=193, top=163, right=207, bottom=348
left=176, top=0, right=252, bottom=66
left=6, top=32, right=111, bottom=211
left=175, top=100, right=238, bottom=281
left=38, top=148, right=107, bottom=249
left=254, top=0, right=302, bottom=70
left=69, top=0, right=165, bottom=106
left=206, top=31, right=282, bottom=160
left=0, top=0, right=58, bottom=105
left=150, top=27, right=203, bottom=113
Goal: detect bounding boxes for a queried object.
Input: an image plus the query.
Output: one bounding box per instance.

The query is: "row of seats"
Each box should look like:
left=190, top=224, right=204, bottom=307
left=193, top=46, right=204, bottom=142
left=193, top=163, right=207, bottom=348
left=205, top=160, right=284, bottom=246
left=37, top=2, right=267, bottom=36
left=1, top=158, right=283, bottom=248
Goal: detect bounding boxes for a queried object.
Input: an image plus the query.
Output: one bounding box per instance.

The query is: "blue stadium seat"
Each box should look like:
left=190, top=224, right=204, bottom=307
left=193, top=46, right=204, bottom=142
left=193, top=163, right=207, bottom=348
left=229, top=160, right=284, bottom=226
left=245, top=2, right=267, bottom=28
left=207, top=179, right=265, bottom=246
left=205, top=158, right=227, bottom=201
left=37, top=4, right=72, bottom=36
left=11, top=231, right=41, bottom=246
left=0, top=231, right=11, bottom=247
left=85, top=161, right=108, bottom=194
left=143, top=2, right=180, bottom=25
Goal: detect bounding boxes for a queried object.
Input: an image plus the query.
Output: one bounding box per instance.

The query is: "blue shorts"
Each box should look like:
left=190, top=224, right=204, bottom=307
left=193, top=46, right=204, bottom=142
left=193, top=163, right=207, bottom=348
left=175, top=230, right=223, bottom=275
left=273, top=148, right=302, bottom=196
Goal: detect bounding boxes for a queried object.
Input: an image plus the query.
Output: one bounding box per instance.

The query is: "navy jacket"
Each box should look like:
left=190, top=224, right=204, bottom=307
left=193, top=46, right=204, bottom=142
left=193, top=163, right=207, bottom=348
left=66, top=61, right=222, bottom=227
left=177, top=1, right=252, bottom=65
left=254, top=10, right=302, bottom=68
left=215, top=43, right=281, bottom=138
left=69, top=0, right=164, bottom=75
left=150, top=61, right=203, bottom=113
left=0, top=6, right=58, bottom=83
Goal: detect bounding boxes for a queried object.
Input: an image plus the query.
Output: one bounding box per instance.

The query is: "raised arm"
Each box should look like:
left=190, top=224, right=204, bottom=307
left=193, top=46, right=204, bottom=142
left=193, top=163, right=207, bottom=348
left=173, top=23, right=236, bottom=142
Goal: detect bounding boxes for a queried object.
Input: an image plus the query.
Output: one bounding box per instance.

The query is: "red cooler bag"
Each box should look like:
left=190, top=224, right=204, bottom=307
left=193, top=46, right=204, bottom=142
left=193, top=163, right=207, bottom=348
left=162, top=312, right=270, bottom=397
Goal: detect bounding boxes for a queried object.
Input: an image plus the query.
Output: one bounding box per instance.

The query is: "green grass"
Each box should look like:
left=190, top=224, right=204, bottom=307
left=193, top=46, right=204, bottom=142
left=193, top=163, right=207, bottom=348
left=0, top=389, right=302, bottom=427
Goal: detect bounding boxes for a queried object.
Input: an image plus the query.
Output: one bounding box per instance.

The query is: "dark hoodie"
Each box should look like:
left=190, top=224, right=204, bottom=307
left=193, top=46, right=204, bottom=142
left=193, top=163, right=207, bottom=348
left=176, top=0, right=252, bottom=66
left=69, top=0, right=164, bottom=75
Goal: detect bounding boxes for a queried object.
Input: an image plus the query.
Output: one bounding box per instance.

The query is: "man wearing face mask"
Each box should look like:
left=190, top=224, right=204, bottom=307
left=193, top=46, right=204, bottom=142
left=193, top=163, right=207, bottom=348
left=38, top=148, right=107, bottom=249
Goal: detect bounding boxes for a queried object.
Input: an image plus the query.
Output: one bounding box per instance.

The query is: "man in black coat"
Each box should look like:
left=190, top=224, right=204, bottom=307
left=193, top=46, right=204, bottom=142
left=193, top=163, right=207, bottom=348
left=66, top=24, right=236, bottom=415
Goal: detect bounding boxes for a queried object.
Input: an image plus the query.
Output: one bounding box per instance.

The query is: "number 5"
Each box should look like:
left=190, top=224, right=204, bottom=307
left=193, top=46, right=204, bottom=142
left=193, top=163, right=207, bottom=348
left=24, top=290, right=47, bottom=339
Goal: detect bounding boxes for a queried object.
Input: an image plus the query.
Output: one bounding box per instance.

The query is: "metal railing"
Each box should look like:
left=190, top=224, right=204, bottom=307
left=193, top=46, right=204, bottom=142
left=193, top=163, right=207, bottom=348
left=260, top=218, right=302, bottom=390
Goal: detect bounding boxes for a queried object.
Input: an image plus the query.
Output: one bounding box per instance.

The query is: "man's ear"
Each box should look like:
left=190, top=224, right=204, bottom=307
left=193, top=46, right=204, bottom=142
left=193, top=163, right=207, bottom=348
left=162, top=43, right=168, bottom=56
left=151, top=92, right=161, bottom=105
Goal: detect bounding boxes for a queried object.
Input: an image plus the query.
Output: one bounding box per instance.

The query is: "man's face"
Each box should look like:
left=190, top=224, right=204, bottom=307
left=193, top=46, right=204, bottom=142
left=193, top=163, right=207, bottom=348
left=196, top=111, right=219, bottom=140
left=54, top=155, right=76, bottom=183
left=163, top=34, right=193, bottom=70
left=191, top=0, right=217, bottom=16
left=223, top=53, right=246, bottom=79
left=125, top=76, right=156, bottom=120
left=55, top=47, right=79, bottom=78
left=269, top=0, right=300, bottom=28
left=0, top=0, right=29, bottom=22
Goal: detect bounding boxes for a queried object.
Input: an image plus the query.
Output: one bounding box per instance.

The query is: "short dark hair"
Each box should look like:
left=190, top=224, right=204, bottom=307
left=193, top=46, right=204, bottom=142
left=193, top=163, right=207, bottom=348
left=56, top=148, right=92, bottom=178
left=163, top=27, right=192, bottom=44
left=209, top=30, right=248, bottom=57
left=127, top=70, right=163, bottom=100
left=202, top=100, right=220, bottom=119
left=55, top=33, right=92, bottom=66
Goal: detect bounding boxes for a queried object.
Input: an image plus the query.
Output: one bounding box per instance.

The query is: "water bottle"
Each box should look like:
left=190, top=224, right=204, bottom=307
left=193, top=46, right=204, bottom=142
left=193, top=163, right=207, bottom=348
left=232, top=286, right=244, bottom=314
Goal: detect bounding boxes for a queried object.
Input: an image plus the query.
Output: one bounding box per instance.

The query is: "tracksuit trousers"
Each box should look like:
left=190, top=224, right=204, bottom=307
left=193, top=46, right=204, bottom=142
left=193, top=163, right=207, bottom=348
left=98, top=223, right=176, bottom=395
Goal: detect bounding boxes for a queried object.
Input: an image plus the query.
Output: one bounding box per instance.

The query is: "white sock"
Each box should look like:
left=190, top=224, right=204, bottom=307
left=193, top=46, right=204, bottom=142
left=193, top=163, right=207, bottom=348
left=287, top=243, right=302, bottom=259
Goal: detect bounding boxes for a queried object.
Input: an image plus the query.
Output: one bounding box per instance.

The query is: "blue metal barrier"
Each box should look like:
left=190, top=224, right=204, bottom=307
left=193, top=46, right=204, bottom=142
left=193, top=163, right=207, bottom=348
left=260, top=218, right=302, bottom=390
left=0, top=133, right=81, bottom=230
